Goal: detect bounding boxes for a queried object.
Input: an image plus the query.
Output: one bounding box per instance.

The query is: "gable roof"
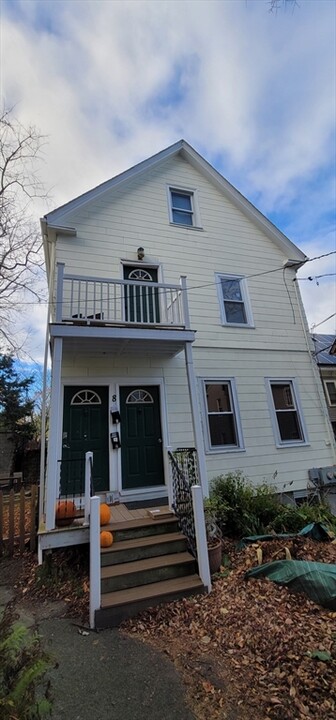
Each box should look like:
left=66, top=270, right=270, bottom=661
left=41, top=139, right=307, bottom=264
left=311, top=334, right=336, bottom=365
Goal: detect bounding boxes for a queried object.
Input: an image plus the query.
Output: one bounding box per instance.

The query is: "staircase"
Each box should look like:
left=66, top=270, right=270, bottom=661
left=95, top=511, right=205, bottom=629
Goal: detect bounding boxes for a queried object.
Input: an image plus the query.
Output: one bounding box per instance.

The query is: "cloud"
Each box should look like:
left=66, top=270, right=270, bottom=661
left=2, top=0, right=335, bottom=349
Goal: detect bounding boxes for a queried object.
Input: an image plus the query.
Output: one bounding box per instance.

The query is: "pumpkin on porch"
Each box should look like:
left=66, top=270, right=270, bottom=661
left=55, top=499, right=76, bottom=527
left=99, top=503, right=111, bottom=526
left=100, top=531, right=113, bottom=548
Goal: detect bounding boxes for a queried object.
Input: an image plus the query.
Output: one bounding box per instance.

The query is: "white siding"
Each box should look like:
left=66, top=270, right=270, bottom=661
left=52, top=154, right=335, bottom=494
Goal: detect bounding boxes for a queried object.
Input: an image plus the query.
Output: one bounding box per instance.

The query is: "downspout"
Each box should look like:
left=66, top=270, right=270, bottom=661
left=292, top=267, right=336, bottom=460
left=38, top=235, right=56, bottom=525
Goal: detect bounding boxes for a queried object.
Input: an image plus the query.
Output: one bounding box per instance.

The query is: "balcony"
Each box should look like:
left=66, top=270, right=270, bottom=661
left=49, top=263, right=195, bottom=355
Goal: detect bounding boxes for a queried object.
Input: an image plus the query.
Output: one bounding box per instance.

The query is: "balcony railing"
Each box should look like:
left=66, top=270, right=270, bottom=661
left=55, top=263, right=190, bottom=329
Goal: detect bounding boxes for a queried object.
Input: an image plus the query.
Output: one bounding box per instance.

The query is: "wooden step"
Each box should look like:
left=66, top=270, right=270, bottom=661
left=101, top=551, right=196, bottom=593
left=104, top=515, right=179, bottom=542
left=100, top=531, right=188, bottom=566
left=96, top=575, right=205, bottom=629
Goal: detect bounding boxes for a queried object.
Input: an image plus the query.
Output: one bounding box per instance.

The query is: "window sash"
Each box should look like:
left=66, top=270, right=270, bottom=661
left=170, top=190, right=193, bottom=225
left=325, top=380, right=336, bottom=406
left=269, top=381, right=305, bottom=444
left=216, top=274, right=252, bottom=326
left=203, top=381, right=241, bottom=449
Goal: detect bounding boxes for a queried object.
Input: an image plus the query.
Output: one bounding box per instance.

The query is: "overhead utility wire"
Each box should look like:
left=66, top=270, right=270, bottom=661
left=14, top=250, right=336, bottom=306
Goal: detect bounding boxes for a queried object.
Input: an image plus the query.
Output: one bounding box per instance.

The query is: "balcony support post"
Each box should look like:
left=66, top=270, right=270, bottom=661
left=45, top=337, right=63, bottom=531
left=184, top=341, right=208, bottom=497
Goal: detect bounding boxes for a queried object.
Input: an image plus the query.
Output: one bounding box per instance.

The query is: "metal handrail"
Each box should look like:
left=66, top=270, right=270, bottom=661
left=168, top=450, right=197, bottom=558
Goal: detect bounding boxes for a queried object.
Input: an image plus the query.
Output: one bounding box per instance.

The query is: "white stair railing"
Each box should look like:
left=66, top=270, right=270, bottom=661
left=84, top=451, right=93, bottom=526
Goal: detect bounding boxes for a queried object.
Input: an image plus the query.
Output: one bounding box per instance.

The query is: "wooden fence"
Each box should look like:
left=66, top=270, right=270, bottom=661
left=0, top=486, right=38, bottom=557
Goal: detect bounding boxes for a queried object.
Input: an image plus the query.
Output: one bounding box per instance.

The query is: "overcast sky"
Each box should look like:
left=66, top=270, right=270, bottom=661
left=2, top=0, right=336, bottom=363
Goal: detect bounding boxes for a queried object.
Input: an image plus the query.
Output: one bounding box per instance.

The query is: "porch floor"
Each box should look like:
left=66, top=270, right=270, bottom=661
left=38, top=503, right=172, bottom=535
left=109, top=503, right=172, bottom=526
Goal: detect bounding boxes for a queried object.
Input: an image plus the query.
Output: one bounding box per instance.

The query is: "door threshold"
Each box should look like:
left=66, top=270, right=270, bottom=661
left=124, top=497, right=169, bottom=510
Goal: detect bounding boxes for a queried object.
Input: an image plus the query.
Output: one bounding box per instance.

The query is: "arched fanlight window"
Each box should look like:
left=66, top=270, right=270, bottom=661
left=128, top=268, right=153, bottom=281
left=71, top=389, right=102, bottom=405
left=126, top=389, right=154, bottom=404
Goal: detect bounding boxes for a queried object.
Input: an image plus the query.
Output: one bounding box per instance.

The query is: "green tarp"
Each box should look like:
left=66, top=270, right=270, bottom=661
left=246, top=560, right=336, bottom=610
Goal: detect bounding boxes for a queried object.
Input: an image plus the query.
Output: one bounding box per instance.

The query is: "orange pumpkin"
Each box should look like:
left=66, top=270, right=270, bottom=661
left=100, top=531, right=113, bottom=548
left=55, top=500, right=76, bottom=527
left=99, top=503, right=111, bottom=526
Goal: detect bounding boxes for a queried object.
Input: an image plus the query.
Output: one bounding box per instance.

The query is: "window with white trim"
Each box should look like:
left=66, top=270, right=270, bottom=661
left=267, top=380, right=306, bottom=445
left=216, top=274, right=253, bottom=326
left=202, top=380, right=243, bottom=451
left=324, top=380, right=336, bottom=406
left=168, top=187, right=201, bottom=227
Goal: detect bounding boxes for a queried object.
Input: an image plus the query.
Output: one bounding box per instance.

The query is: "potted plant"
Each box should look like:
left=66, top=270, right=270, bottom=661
left=204, top=504, right=223, bottom=574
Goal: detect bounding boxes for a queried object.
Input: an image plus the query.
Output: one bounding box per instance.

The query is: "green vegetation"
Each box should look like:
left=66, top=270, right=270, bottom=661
left=206, top=471, right=336, bottom=538
left=0, top=613, right=51, bottom=719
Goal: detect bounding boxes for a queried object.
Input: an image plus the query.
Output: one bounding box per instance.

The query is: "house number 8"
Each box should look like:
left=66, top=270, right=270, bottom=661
left=112, top=394, right=116, bottom=402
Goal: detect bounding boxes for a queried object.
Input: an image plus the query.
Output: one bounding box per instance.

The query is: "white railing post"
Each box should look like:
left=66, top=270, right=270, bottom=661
left=164, top=446, right=174, bottom=509
left=180, top=275, right=190, bottom=330
left=89, top=495, right=101, bottom=629
left=192, top=484, right=211, bottom=593
left=84, top=451, right=93, bottom=526
left=55, top=263, right=65, bottom=322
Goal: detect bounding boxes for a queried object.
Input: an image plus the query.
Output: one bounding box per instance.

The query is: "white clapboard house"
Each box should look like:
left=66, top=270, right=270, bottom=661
left=39, top=141, right=335, bottom=627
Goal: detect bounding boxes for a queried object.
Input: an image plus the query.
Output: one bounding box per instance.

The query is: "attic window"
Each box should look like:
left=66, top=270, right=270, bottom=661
left=170, top=190, right=193, bottom=225
left=168, top=187, right=201, bottom=228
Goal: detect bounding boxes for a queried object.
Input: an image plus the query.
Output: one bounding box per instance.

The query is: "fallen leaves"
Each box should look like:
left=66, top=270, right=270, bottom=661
left=123, top=536, right=336, bottom=720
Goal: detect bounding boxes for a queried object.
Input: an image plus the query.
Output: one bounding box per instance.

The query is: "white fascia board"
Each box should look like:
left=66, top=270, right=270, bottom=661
left=179, top=142, right=307, bottom=263
left=44, top=140, right=185, bottom=225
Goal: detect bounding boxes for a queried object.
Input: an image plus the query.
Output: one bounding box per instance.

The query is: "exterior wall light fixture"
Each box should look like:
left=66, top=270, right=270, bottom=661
left=137, top=247, right=145, bottom=260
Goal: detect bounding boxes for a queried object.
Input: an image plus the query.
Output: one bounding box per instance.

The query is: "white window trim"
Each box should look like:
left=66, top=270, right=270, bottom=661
left=265, top=378, right=309, bottom=448
left=166, top=185, right=202, bottom=229
left=200, top=377, right=245, bottom=454
left=324, top=379, right=336, bottom=407
left=215, top=273, right=254, bottom=328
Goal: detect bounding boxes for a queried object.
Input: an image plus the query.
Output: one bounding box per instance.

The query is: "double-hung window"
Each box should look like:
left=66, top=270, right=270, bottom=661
left=202, top=379, right=243, bottom=451
left=168, top=187, right=201, bottom=227
left=267, top=379, right=307, bottom=446
left=216, top=273, right=253, bottom=327
left=324, top=380, right=336, bottom=406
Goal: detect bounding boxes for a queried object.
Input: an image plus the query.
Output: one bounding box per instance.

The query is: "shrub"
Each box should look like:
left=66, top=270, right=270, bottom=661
left=208, top=471, right=336, bottom=538
left=269, top=502, right=336, bottom=534
left=208, top=471, right=273, bottom=537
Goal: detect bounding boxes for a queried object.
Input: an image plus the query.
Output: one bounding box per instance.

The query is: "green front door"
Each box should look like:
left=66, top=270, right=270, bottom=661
left=120, top=386, right=164, bottom=490
left=61, top=386, right=109, bottom=495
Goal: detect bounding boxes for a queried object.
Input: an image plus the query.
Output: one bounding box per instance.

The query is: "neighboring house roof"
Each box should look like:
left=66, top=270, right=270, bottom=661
left=41, top=139, right=307, bottom=268
left=311, top=334, right=336, bottom=365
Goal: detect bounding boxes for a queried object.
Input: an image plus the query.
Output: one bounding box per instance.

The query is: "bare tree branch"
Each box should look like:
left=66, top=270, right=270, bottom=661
left=268, top=0, right=299, bottom=13
left=0, top=108, right=48, bottom=352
